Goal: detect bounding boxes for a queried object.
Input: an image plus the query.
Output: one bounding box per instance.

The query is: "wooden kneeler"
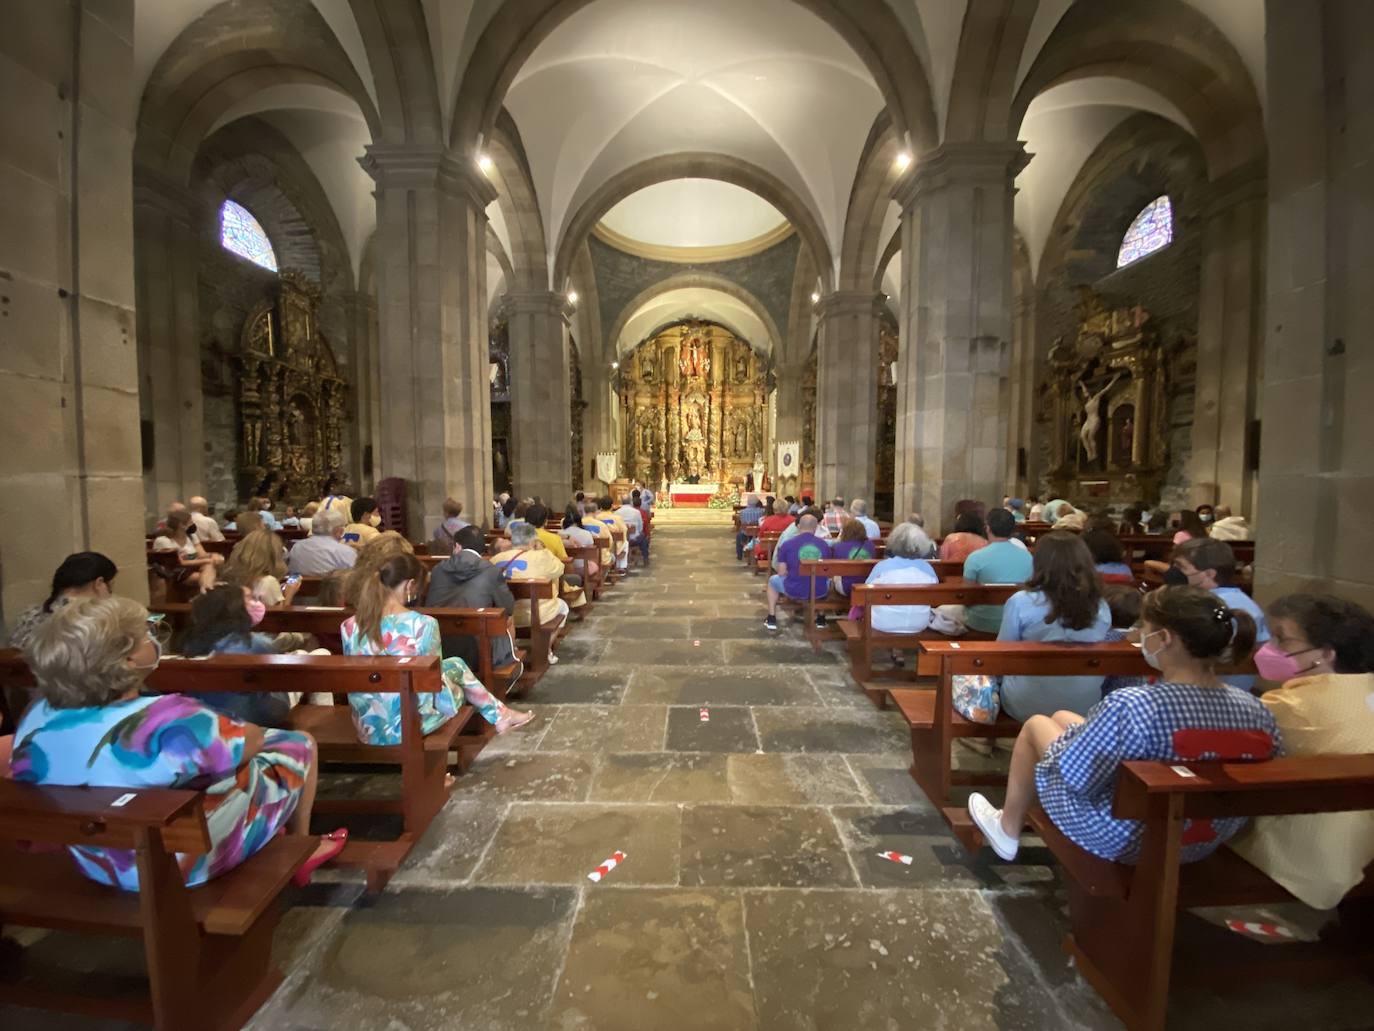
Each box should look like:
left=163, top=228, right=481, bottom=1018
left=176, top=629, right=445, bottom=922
left=0, top=780, right=315, bottom=1030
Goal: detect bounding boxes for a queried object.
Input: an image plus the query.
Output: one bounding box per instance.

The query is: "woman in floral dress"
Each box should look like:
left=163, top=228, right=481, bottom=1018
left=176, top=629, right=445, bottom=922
left=340, top=553, right=535, bottom=743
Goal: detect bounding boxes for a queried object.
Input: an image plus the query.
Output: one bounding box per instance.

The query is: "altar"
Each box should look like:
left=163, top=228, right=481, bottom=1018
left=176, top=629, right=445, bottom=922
left=669, top=482, right=718, bottom=508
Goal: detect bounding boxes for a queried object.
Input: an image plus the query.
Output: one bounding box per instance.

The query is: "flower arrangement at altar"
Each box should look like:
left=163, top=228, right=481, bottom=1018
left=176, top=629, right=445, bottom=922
left=707, top=483, right=739, bottom=510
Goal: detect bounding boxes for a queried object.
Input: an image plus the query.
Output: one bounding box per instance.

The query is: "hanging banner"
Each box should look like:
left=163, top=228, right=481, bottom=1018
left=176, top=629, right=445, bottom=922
left=595, top=452, right=619, bottom=485
left=776, top=441, right=800, bottom=479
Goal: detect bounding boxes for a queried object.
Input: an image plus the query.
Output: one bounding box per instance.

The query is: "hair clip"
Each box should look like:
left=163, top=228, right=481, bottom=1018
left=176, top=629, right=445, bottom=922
left=1214, top=606, right=1228, bottom=622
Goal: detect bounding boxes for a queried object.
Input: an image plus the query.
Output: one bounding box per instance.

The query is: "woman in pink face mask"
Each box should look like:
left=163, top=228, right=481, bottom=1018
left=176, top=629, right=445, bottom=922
left=1230, top=593, right=1374, bottom=909
left=177, top=584, right=294, bottom=727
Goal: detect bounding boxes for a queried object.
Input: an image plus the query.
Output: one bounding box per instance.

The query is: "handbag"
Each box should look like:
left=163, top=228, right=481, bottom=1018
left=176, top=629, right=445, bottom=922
left=952, top=674, right=1001, bottom=724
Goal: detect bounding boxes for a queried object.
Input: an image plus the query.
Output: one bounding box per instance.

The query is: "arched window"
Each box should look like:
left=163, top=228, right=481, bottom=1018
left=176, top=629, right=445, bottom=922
left=219, top=199, right=278, bottom=272
left=1116, top=195, right=1172, bottom=268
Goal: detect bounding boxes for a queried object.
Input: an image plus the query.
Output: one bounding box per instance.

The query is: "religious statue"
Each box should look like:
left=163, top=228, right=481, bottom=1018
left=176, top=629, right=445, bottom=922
left=1078, top=372, right=1121, bottom=465
left=733, top=415, right=748, bottom=456
left=734, top=349, right=749, bottom=383
left=641, top=352, right=655, bottom=381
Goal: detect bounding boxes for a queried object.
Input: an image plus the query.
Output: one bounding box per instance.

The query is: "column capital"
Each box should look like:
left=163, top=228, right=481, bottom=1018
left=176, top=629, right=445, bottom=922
left=360, top=144, right=500, bottom=207
left=503, top=290, right=574, bottom=322
left=893, top=141, right=1029, bottom=210
left=813, top=290, right=883, bottom=320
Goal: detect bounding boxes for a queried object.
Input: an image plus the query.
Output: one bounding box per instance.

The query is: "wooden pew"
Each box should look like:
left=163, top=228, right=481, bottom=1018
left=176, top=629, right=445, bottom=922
left=794, top=559, right=966, bottom=649
left=566, top=544, right=605, bottom=601
left=839, top=582, right=1021, bottom=698
left=505, top=579, right=562, bottom=690
left=753, top=530, right=783, bottom=574
left=0, top=780, right=315, bottom=1030
left=889, top=641, right=1152, bottom=831
left=1028, top=755, right=1374, bottom=1031
left=147, top=654, right=468, bottom=892
left=146, top=604, right=521, bottom=700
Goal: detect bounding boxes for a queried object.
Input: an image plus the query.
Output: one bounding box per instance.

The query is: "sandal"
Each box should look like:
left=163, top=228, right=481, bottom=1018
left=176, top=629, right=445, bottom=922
left=292, top=828, right=348, bottom=887
left=495, top=709, right=537, bottom=734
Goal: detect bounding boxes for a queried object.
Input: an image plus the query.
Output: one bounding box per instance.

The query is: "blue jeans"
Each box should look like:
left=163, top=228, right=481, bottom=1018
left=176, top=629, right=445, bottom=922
left=736, top=530, right=752, bottom=558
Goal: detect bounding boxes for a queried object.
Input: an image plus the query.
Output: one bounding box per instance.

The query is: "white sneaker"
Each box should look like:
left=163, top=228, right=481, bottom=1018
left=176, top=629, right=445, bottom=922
left=968, top=792, right=1020, bottom=861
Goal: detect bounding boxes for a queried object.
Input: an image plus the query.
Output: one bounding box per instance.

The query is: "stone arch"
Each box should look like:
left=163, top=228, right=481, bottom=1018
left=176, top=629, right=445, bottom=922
left=342, top=0, right=444, bottom=145
left=553, top=153, right=835, bottom=293
left=486, top=110, right=550, bottom=292
left=136, top=0, right=381, bottom=185
left=450, top=0, right=938, bottom=159
left=607, top=273, right=784, bottom=360
left=838, top=113, right=905, bottom=292
left=943, top=0, right=1040, bottom=143
left=1012, top=0, right=1264, bottom=180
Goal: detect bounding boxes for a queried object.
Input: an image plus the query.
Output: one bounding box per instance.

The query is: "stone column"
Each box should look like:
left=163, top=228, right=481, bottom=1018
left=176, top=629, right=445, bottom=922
left=0, top=0, right=148, bottom=616
left=1188, top=168, right=1266, bottom=516
left=342, top=288, right=381, bottom=493
left=893, top=143, right=1027, bottom=534
left=582, top=360, right=617, bottom=483
left=773, top=360, right=808, bottom=451
left=814, top=291, right=881, bottom=502
left=506, top=290, right=573, bottom=504
left=134, top=169, right=204, bottom=517
left=361, top=145, right=496, bottom=535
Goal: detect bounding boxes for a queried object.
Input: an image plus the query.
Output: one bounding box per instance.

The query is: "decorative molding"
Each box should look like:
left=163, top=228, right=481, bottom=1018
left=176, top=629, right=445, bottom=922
left=892, top=142, right=1029, bottom=211
left=590, top=221, right=795, bottom=265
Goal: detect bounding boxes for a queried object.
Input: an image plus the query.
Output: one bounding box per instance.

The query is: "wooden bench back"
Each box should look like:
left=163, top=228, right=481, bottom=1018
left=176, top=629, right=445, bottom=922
left=148, top=653, right=444, bottom=696
left=919, top=639, right=1152, bottom=679
left=798, top=558, right=964, bottom=582
left=0, top=779, right=212, bottom=855
left=851, top=580, right=1019, bottom=609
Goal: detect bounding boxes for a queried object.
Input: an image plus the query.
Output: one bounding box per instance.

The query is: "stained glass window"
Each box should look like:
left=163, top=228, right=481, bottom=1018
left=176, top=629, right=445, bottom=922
left=1116, top=195, right=1172, bottom=268
left=220, top=199, right=278, bottom=272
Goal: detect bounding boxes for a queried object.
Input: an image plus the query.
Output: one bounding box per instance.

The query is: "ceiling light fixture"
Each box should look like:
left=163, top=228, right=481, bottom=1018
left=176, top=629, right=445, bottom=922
left=477, top=154, right=494, bottom=174
left=567, top=290, right=579, bottom=304
left=894, top=152, right=912, bottom=171
left=611, top=361, right=619, bottom=369
left=810, top=291, right=820, bottom=304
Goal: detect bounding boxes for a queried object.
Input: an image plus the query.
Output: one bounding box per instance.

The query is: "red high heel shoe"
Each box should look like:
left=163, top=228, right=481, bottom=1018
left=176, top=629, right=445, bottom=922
left=292, top=828, right=348, bottom=887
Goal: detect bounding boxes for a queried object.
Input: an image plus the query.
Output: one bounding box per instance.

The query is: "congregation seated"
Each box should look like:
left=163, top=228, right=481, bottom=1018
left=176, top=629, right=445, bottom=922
left=857, top=522, right=939, bottom=634
left=764, top=513, right=831, bottom=631
left=492, top=521, right=572, bottom=664
left=1230, top=593, right=1374, bottom=908
left=7, top=551, right=118, bottom=652
left=10, top=595, right=341, bottom=889
left=735, top=496, right=766, bottom=559
left=497, top=493, right=518, bottom=529
left=297, top=500, right=319, bottom=534
left=246, top=496, right=283, bottom=531
left=341, top=553, right=532, bottom=741
left=1083, top=527, right=1135, bottom=584
left=963, top=508, right=1034, bottom=633
left=341, top=496, right=382, bottom=548
left=938, top=511, right=988, bottom=562
left=753, top=498, right=796, bottom=559
left=561, top=502, right=599, bottom=579
left=152, top=509, right=222, bottom=592
left=968, top=585, right=1279, bottom=863
left=234, top=509, right=265, bottom=535
left=616, top=491, right=649, bottom=563
left=829, top=520, right=875, bottom=597
left=225, top=527, right=299, bottom=607
left=780, top=505, right=830, bottom=547
left=179, top=584, right=292, bottom=727
left=341, top=530, right=416, bottom=606
left=1050, top=506, right=1088, bottom=531
left=1166, top=537, right=1268, bottom=687
left=431, top=496, right=469, bottom=552
left=425, top=524, right=520, bottom=679
left=1208, top=504, right=1252, bottom=541
left=1117, top=505, right=1145, bottom=536
left=996, top=531, right=1111, bottom=719
left=287, top=506, right=358, bottom=575
left=849, top=498, right=881, bottom=540
left=594, top=495, right=631, bottom=571
left=188, top=495, right=225, bottom=541
left=822, top=497, right=849, bottom=536
left=528, top=503, right=586, bottom=600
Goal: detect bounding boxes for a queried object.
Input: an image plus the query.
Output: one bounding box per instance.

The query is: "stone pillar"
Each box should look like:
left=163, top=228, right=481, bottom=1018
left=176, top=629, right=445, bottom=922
left=893, top=143, right=1027, bottom=534
left=773, top=360, right=808, bottom=450
left=0, top=0, right=148, bottom=619
left=134, top=169, right=204, bottom=518
left=1254, top=0, right=1374, bottom=609
left=1188, top=168, right=1266, bottom=517
left=361, top=145, right=496, bottom=535
left=582, top=360, right=617, bottom=482
left=506, top=290, right=573, bottom=504
left=814, top=291, right=881, bottom=502
left=343, top=288, right=381, bottom=493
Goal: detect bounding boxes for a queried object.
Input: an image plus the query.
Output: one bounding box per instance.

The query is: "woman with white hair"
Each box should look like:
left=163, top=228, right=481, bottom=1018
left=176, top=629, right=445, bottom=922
left=858, top=522, right=940, bottom=641
left=9, top=596, right=345, bottom=889
left=491, top=520, right=570, bottom=666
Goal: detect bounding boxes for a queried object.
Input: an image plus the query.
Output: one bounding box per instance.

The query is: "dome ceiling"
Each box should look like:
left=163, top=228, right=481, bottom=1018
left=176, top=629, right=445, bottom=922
left=597, top=180, right=789, bottom=257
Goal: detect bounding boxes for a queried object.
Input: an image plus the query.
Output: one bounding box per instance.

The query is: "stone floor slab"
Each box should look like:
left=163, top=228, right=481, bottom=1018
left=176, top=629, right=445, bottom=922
left=521, top=669, right=625, bottom=705
left=744, top=888, right=1068, bottom=1030
left=725, top=753, right=867, bottom=805
left=723, top=638, right=843, bottom=666
left=548, top=888, right=757, bottom=1030
left=680, top=804, right=855, bottom=887
left=752, top=706, right=909, bottom=754
left=537, top=704, right=667, bottom=753
left=589, top=752, right=732, bottom=803
left=603, top=639, right=728, bottom=666
left=665, top=705, right=760, bottom=753
left=388, top=800, right=510, bottom=887
left=830, top=805, right=986, bottom=888
left=474, top=803, right=679, bottom=886
left=460, top=753, right=595, bottom=802
left=626, top=668, right=821, bottom=706
left=589, top=617, right=692, bottom=640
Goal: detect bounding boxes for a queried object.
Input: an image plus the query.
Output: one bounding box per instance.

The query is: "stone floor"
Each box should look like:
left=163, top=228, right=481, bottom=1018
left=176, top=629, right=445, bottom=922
left=5, top=525, right=1373, bottom=1029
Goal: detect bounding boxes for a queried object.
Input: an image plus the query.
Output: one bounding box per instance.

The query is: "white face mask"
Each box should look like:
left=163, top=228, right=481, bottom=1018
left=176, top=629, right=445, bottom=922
left=1135, top=629, right=1167, bottom=670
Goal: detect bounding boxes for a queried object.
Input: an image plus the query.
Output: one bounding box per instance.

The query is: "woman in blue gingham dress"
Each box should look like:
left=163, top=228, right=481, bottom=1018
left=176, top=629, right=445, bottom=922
left=968, top=585, right=1282, bottom=863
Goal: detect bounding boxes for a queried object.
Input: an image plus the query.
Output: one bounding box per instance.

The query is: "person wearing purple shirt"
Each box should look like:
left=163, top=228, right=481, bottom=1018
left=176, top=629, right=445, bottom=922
left=764, top=513, right=832, bottom=631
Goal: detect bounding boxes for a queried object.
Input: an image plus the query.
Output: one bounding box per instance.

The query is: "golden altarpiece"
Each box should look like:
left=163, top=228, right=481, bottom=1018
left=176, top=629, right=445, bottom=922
left=1039, top=288, right=1181, bottom=503
left=619, top=321, right=770, bottom=487
left=234, top=270, right=347, bottom=501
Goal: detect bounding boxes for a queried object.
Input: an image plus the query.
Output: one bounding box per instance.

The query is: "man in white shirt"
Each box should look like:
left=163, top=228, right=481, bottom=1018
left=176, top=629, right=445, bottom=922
left=287, top=508, right=358, bottom=575
left=849, top=498, right=881, bottom=540
left=614, top=492, right=646, bottom=563
left=188, top=496, right=225, bottom=541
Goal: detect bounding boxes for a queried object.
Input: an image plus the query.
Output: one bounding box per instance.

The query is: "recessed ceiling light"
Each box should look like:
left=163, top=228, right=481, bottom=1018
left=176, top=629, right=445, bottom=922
left=477, top=154, right=494, bottom=173
left=894, top=152, right=912, bottom=171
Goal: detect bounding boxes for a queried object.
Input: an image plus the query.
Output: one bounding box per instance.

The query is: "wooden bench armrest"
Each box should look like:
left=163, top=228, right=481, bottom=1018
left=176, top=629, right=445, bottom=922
left=0, top=780, right=211, bottom=853
left=1114, top=754, right=1374, bottom=820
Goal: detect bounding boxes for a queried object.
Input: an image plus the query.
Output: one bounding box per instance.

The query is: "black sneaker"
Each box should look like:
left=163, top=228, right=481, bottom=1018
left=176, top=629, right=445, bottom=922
left=763, top=615, right=779, bottom=632
left=815, top=614, right=827, bottom=630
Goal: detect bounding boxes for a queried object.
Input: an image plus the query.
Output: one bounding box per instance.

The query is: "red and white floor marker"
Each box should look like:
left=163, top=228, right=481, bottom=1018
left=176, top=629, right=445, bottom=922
left=877, top=851, right=914, bottom=866
left=1224, top=919, right=1295, bottom=941
left=699, top=707, right=710, bottom=722
left=587, top=850, right=626, bottom=883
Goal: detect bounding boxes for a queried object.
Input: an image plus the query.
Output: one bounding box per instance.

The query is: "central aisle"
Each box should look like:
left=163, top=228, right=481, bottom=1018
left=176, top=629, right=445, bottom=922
left=249, top=525, right=1106, bottom=1029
